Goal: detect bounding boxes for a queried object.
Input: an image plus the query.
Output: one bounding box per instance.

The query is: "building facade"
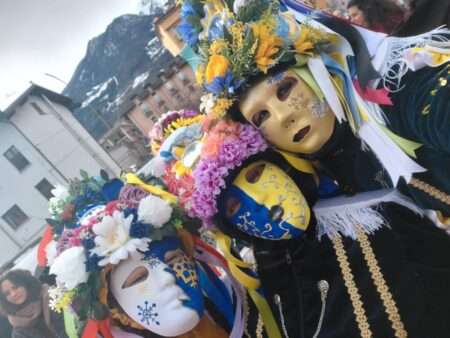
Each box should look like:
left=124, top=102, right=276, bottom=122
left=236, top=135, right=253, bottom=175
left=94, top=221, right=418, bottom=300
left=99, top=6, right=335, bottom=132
left=0, top=85, right=121, bottom=269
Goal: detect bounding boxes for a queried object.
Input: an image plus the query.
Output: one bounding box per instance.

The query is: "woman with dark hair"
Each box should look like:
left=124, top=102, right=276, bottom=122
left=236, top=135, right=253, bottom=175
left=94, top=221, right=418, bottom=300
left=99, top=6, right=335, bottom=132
left=347, top=0, right=406, bottom=33
left=0, top=270, right=68, bottom=338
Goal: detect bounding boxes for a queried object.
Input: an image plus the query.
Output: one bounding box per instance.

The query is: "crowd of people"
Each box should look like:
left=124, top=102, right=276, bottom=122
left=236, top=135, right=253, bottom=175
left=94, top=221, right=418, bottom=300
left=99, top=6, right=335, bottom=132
left=1, top=0, right=450, bottom=337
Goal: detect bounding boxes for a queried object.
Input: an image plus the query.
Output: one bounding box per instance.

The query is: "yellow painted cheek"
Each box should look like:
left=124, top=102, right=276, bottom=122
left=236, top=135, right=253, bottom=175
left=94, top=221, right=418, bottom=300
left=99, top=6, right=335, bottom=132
left=233, top=161, right=311, bottom=230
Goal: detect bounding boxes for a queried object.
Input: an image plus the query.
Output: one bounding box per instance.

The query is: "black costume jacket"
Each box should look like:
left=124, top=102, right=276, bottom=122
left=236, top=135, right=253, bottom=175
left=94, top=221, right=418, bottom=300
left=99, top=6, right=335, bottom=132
left=252, top=202, right=450, bottom=338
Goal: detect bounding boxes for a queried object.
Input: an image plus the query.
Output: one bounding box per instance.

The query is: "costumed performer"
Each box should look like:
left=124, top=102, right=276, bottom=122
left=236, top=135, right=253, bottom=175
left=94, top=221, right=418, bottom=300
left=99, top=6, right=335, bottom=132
left=182, top=118, right=450, bottom=338
left=41, top=170, right=248, bottom=338
left=176, top=0, right=450, bottom=226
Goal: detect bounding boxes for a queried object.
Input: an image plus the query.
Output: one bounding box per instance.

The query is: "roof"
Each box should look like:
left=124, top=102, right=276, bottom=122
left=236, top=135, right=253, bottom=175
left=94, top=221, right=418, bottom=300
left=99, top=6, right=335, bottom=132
left=154, top=5, right=180, bottom=31
left=2, top=84, right=80, bottom=118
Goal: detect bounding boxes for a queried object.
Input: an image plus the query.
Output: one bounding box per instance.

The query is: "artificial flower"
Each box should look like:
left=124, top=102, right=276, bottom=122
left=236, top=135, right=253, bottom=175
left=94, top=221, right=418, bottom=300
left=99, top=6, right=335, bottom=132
left=50, top=246, right=89, bottom=290
left=45, top=240, right=58, bottom=267
left=48, top=185, right=70, bottom=216
left=209, top=39, right=228, bottom=54
left=205, top=55, right=230, bottom=83
left=91, top=211, right=150, bottom=266
left=138, top=195, right=173, bottom=228
left=200, top=93, right=216, bottom=114
left=196, top=64, right=205, bottom=85
left=210, top=98, right=234, bottom=118
left=252, top=23, right=283, bottom=73
left=294, top=27, right=315, bottom=55
left=48, top=286, right=76, bottom=313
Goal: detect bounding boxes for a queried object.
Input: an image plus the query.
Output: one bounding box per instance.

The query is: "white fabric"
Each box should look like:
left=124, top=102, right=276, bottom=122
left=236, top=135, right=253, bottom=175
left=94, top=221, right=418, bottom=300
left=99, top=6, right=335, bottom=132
left=358, top=121, right=426, bottom=185
left=314, top=188, right=424, bottom=240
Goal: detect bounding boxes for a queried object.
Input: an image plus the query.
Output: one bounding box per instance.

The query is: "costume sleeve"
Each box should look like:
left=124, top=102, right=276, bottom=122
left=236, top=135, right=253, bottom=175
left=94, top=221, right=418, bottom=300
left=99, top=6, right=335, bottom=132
left=386, top=63, right=450, bottom=155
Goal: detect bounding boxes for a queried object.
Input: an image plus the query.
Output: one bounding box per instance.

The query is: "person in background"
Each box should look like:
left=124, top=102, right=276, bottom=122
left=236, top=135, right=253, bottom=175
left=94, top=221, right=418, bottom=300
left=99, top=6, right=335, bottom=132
left=396, top=0, right=450, bottom=36
left=347, top=0, right=406, bottom=33
left=0, top=270, right=67, bottom=338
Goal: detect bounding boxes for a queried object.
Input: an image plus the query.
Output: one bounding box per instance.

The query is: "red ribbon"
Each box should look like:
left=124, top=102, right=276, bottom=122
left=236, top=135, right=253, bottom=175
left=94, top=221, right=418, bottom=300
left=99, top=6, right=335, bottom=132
left=353, top=79, right=393, bottom=106
left=193, top=236, right=228, bottom=268
left=82, top=319, right=113, bottom=338
left=37, top=225, right=54, bottom=267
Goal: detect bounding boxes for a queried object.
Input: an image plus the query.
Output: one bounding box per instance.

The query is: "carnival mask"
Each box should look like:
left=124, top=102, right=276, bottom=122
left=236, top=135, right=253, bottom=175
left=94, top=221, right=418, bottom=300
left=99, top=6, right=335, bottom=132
left=111, top=237, right=203, bottom=337
left=239, top=69, right=335, bottom=154
left=219, top=161, right=311, bottom=240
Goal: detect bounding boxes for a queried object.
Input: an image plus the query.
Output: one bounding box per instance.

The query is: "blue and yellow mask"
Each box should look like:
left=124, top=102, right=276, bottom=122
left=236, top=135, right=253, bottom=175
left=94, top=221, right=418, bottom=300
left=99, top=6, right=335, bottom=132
left=219, top=161, right=311, bottom=240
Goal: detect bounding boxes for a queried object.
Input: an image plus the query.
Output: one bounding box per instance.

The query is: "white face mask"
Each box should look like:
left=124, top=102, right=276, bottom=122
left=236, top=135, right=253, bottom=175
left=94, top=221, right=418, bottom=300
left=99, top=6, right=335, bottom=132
left=110, top=251, right=201, bottom=337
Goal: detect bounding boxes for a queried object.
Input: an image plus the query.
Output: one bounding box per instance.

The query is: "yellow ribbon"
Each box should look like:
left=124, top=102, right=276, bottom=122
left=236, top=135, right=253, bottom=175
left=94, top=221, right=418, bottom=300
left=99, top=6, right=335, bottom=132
left=277, top=150, right=317, bottom=178
left=216, top=232, right=283, bottom=338
left=379, top=124, right=422, bottom=159
left=249, top=289, right=283, bottom=338
left=124, top=173, right=178, bottom=204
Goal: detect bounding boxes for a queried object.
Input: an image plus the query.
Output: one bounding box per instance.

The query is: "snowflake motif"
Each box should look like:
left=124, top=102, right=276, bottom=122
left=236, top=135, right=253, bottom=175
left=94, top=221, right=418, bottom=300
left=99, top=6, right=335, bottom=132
left=137, top=301, right=160, bottom=326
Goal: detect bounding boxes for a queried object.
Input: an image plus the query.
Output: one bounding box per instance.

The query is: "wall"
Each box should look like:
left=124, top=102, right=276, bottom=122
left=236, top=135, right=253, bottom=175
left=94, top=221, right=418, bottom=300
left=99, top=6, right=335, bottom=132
left=0, top=122, right=66, bottom=267
left=10, top=95, right=121, bottom=179
left=126, top=64, right=203, bottom=135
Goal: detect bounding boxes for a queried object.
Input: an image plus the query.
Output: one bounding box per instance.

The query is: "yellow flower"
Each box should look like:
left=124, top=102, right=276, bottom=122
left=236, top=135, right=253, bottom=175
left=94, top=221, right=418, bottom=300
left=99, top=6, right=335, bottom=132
left=211, top=98, right=233, bottom=118
left=54, top=290, right=76, bottom=313
left=252, top=23, right=283, bottom=73
left=294, top=27, right=315, bottom=55
left=230, top=22, right=245, bottom=49
left=209, top=39, right=228, bottom=54
left=205, top=55, right=230, bottom=83
left=195, top=64, right=205, bottom=85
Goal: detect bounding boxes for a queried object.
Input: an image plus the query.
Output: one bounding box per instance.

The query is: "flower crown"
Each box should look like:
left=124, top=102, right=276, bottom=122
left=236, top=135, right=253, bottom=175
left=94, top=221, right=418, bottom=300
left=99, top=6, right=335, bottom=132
left=188, top=120, right=268, bottom=227
left=45, top=171, right=185, bottom=324
left=150, top=109, right=203, bottom=145
left=178, top=0, right=336, bottom=118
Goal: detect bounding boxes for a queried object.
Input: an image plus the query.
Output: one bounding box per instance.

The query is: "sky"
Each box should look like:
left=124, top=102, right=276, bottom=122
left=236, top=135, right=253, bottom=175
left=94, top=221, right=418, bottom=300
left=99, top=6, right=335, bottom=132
left=0, top=0, right=144, bottom=109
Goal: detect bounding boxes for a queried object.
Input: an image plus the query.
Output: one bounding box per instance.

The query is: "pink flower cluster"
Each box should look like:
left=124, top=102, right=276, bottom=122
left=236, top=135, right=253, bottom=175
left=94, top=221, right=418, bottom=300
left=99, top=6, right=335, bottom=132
left=189, top=122, right=268, bottom=228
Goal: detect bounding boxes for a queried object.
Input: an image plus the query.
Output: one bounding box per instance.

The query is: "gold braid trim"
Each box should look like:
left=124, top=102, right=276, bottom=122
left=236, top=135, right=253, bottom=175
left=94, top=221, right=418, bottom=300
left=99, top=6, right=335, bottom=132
left=410, top=178, right=450, bottom=207
left=256, top=314, right=264, bottom=338
left=332, top=237, right=373, bottom=338
left=356, top=227, right=408, bottom=338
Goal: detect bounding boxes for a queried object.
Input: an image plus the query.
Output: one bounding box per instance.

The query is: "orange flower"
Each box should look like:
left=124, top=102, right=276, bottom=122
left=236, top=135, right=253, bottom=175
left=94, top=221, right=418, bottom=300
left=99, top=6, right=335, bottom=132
left=294, top=27, right=315, bottom=55
left=205, top=55, right=230, bottom=83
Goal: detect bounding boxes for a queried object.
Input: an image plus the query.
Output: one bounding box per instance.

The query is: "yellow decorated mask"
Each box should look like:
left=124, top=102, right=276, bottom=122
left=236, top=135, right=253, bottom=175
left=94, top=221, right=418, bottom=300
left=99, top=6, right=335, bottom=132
left=239, top=69, right=335, bottom=154
left=219, top=160, right=311, bottom=240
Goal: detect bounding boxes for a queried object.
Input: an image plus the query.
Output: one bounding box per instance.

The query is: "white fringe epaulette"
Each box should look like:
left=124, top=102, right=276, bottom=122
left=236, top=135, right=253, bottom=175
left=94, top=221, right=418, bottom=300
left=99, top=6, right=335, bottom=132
left=313, top=189, right=424, bottom=240
left=373, top=26, right=450, bottom=91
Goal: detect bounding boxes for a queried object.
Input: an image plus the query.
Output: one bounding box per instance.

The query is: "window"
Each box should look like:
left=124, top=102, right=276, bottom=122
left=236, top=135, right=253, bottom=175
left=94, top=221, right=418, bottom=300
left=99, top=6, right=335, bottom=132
left=30, top=102, right=46, bottom=115
left=140, top=102, right=152, bottom=117
left=35, top=178, right=55, bottom=200
left=4, top=146, right=30, bottom=172
left=2, top=205, right=29, bottom=230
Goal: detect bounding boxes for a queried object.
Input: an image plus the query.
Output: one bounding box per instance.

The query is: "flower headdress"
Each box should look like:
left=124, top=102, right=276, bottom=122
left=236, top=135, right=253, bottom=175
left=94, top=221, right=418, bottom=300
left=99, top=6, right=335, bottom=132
left=149, top=109, right=205, bottom=154
left=178, top=0, right=336, bottom=118
left=187, top=120, right=268, bottom=227
left=44, top=171, right=185, bottom=334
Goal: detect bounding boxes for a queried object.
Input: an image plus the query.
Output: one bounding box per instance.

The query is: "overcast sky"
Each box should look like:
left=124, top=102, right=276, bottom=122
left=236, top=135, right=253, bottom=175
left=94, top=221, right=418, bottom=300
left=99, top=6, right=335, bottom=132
left=0, top=0, right=143, bottom=109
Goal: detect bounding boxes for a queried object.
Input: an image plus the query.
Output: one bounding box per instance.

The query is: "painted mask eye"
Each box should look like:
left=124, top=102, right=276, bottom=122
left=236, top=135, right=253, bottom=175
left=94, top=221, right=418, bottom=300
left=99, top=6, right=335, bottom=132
left=252, top=110, right=270, bottom=127
left=245, top=163, right=265, bottom=183
left=269, top=205, right=284, bottom=222
left=277, top=77, right=298, bottom=101
left=122, top=266, right=149, bottom=289
left=225, top=197, right=241, bottom=218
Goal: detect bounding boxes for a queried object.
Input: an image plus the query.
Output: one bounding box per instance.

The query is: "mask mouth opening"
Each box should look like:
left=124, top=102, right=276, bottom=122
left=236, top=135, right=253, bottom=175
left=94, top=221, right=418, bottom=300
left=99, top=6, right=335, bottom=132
left=293, top=125, right=311, bottom=143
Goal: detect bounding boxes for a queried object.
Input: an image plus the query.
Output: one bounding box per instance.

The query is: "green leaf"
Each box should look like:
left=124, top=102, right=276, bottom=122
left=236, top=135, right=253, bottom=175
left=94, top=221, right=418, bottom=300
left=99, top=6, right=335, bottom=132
left=79, top=169, right=89, bottom=180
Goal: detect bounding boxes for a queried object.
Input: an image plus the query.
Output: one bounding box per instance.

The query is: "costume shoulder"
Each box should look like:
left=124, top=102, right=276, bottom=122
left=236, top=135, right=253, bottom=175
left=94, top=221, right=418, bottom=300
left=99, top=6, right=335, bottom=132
left=386, top=63, right=450, bottom=155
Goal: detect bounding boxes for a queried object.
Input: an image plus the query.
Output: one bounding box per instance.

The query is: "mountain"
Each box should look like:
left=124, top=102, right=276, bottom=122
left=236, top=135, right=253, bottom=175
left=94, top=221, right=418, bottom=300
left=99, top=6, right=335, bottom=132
left=63, top=11, right=174, bottom=139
